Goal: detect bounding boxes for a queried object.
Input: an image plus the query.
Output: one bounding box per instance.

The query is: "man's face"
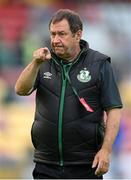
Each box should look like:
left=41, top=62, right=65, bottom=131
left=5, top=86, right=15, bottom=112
left=50, top=19, right=81, bottom=60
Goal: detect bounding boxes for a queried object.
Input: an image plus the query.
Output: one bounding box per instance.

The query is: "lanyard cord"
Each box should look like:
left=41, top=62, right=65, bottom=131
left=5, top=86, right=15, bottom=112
left=63, top=66, right=94, bottom=113
left=52, top=51, right=94, bottom=112
left=51, top=56, right=78, bottom=97
left=63, top=66, right=80, bottom=99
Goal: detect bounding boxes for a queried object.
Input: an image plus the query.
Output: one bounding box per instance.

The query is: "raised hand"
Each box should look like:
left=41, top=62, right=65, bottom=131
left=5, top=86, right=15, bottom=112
left=33, top=47, right=51, bottom=63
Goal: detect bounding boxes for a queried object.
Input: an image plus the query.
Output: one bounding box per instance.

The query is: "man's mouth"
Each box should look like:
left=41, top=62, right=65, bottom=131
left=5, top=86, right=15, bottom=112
left=54, top=46, right=63, bottom=48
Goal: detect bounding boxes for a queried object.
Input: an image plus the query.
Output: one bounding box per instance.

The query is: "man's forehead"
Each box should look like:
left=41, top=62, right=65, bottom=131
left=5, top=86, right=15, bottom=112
left=50, top=19, right=70, bottom=31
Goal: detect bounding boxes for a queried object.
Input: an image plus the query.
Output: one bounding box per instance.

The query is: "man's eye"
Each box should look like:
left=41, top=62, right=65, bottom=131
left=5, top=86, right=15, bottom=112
left=51, top=33, right=55, bottom=37
left=50, top=32, right=66, bottom=38
left=59, top=32, right=66, bottom=36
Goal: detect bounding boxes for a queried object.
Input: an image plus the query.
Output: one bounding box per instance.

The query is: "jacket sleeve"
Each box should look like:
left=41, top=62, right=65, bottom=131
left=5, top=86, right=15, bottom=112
left=99, top=60, right=123, bottom=111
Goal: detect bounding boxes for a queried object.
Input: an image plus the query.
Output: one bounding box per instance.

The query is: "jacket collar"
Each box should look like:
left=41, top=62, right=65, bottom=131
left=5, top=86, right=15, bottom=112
left=80, top=39, right=89, bottom=51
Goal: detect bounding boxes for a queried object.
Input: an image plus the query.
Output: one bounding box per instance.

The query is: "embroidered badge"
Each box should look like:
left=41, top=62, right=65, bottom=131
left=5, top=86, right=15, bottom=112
left=43, top=72, right=52, bottom=79
left=77, top=68, right=91, bottom=83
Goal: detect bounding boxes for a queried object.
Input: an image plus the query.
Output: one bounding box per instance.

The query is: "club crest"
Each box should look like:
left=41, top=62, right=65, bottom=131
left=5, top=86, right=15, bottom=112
left=77, top=68, right=91, bottom=83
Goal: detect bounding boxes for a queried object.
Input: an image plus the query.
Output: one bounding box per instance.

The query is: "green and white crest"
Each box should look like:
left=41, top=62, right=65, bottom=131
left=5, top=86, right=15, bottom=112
left=77, top=68, right=91, bottom=83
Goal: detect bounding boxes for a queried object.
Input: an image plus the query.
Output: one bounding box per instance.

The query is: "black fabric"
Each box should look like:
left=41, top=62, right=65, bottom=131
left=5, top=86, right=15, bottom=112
left=99, top=60, right=122, bottom=110
left=31, top=39, right=123, bottom=166
left=33, top=162, right=103, bottom=179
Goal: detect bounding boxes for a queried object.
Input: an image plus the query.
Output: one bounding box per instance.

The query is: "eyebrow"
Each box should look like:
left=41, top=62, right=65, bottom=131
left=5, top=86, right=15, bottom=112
left=50, top=30, right=66, bottom=33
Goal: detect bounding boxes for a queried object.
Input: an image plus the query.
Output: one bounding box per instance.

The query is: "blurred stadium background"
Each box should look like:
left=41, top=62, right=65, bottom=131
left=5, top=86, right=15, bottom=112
left=0, top=0, right=131, bottom=179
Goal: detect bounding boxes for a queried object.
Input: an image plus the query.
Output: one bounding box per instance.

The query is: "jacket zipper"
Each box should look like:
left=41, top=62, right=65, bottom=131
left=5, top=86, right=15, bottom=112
left=58, top=64, right=71, bottom=166
left=53, top=50, right=84, bottom=166
left=58, top=75, right=66, bottom=166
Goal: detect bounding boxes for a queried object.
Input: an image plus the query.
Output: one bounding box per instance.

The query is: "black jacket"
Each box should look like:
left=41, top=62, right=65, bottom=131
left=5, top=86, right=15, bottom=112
left=31, top=40, right=114, bottom=166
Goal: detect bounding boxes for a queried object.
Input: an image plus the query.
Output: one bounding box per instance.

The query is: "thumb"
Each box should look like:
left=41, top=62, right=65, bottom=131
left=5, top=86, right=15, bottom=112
left=92, top=156, right=99, bottom=168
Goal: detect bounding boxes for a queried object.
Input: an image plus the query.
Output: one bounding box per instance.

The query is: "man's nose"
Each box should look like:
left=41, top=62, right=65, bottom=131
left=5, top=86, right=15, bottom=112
left=52, top=35, right=60, bottom=43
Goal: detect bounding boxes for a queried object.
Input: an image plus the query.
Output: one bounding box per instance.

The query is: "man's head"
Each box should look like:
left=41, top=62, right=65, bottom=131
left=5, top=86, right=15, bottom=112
left=49, top=9, right=83, bottom=60
left=49, top=9, right=83, bottom=34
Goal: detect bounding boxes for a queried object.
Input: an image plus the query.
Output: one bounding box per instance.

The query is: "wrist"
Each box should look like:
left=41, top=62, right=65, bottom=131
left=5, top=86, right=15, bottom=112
left=101, top=145, right=112, bottom=154
left=32, top=58, right=44, bottom=66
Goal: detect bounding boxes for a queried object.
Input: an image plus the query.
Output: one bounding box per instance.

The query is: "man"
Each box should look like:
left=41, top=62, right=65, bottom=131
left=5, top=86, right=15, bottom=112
left=15, top=9, right=122, bottom=179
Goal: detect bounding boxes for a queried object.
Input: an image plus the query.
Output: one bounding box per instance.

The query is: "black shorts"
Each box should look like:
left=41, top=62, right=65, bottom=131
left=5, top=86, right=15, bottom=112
left=32, top=162, right=103, bottom=179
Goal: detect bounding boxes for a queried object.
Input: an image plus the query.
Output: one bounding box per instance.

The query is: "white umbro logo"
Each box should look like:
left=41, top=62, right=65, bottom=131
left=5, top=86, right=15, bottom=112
left=43, top=72, right=52, bottom=79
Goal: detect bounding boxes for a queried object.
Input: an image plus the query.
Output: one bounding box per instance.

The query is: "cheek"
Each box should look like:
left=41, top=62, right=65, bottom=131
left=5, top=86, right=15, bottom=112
left=67, top=41, right=74, bottom=49
left=50, top=39, right=54, bottom=45
left=51, top=41, right=56, bottom=49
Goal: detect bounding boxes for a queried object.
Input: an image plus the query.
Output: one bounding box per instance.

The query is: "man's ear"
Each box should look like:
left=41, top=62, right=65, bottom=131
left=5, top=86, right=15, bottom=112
left=76, top=30, right=82, bottom=41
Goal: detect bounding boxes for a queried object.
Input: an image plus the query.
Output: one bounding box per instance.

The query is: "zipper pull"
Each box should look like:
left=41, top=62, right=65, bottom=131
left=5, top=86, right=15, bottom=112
left=79, top=97, right=94, bottom=112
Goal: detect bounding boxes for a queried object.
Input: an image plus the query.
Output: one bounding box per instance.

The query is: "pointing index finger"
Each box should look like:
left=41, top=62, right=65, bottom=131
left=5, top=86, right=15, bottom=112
left=42, top=47, right=51, bottom=60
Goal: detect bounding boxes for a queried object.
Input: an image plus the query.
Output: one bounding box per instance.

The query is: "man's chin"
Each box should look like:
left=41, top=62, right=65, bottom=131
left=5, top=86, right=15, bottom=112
left=52, top=49, right=66, bottom=58
left=55, top=51, right=64, bottom=57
